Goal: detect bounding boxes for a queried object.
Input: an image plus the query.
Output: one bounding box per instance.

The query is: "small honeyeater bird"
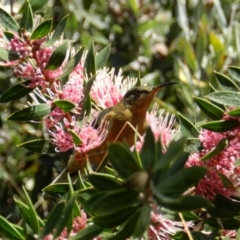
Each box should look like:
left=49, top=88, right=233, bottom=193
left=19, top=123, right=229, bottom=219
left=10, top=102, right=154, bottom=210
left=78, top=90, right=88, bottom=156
left=66, top=82, right=177, bottom=174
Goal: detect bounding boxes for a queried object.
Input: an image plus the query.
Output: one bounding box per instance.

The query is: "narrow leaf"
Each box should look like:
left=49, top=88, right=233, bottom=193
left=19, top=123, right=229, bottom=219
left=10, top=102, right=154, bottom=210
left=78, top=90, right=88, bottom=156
left=96, top=44, right=111, bottom=69
left=108, top=143, right=141, bottom=179
left=228, top=66, right=240, bottom=82
left=0, top=8, right=19, bottom=31
left=0, top=46, right=10, bottom=61
left=0, top=216, right=24, bottom=240
left=228, top=107, right=240, bottom=117
left=215, top=71, right=239, bottom=91
left=68, top=129, right=83, bottom=146
left=201, top=120, right=240, bottom=132
left=194, top=97, right=224, bottom=120
left=7, top=104, right=51, bottom=121
left=60, top=47, right=84, bottom=79
left=30, top=19, right=52, bottom=39
left=53, top=99, right=75, bottom=112
left=0, top=81, right=33, bottom=103
left=18, top=139, right=56, bottom=154
left=207, top=91, right=240, bottom=106
left=38, top=202, right=65, bottom=239
left=54, top=196, right=76, bottom=238
left=20, top=1, right=33, bottom=31
left=85, top=42, right=96, bottom=76
left=42, top=183, right=70, bottom=198
left=205, top=217, right=240, bottom=230
left=178, top=113, right=199, bottom=138
left=70, top=224, right=102, bottom=240
left=200, top=138, right=228, bottom=161
left=45, top=15, right=68, bottom=47
left=45, top=41, right=68, bottom=70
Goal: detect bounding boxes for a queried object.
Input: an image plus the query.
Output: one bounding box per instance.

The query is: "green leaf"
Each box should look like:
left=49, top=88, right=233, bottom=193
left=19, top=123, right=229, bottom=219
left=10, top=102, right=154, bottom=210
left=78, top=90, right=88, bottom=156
left=154, top=189, right=212, bottom=211
left=30, top=19, right=52, bottom=39
left=132, top=204, right=151, bottom=238
left=54, top=196, right=76, bottom=238
left=68, top=129, right=83, bottom=146
left=93, top=205, right=139, bottom=228
left=123, top=171, right=149, bottom=191
left=194, top=97, right=224, bottom=120
left=157, top=167, right=207, bottom=195
left=0, top=8, right=19, bottom=31
left=42, top=183, right=70, bottom=198
left=18, top=139, right=56, bottom=154
left=140, top=128, right=156, bottom=170
left=85, top=42, right=96, bottom=76
left=178, top=113, right=199, bottom=138
left=81, top=94, right=92, bottom=116
left=53, top=99, right=76, bottom=112
left=45, top=41, right=68, bottom=70
left=23, top=187, right=40, bottom=234
left=0, top=81, right=33, bottom=103
left=0, top=216, right=24, bottom=240
left=45, top=15, right=68, bottom=47
left=96, top=44, right=111, bottom=69
left=228, top=66, right=240, bottom=82
left=29, top=0, right=48, bottom=11
left=38, top=202, right=65, bottom=239
left=215, top=71, right=239, bottom=91
left=20, top=1, right=33, bottom=31
left=218, top=172, right=235, bottom=190
left=228, top=107, right=240, bottom=116
left=207, top=91, right=240, bottom=106
left=7, top=104, right=51, bottom=121
left=205, top=217, right=240, bottom=230
left=200, top=138, right=228, bottom=161
left=201, top=119, right=240, bottom=132
left=85, top=189, right=139, bottom=216
left=0, top=46, right=10, bottom=61
left=60, top=47, right=84, bottom=79
left=184, top=138, right=200, bottom=152
left=108, top=143, right=141, bottom=179
left=70, top=224, right=102, bottom=240
left=88, top=173, right=120, bottom=191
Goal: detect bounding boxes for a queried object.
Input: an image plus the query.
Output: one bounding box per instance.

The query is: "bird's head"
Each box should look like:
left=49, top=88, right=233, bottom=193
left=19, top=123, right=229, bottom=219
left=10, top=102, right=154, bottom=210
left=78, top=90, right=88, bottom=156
left=122, top=82, right=177, bottom=112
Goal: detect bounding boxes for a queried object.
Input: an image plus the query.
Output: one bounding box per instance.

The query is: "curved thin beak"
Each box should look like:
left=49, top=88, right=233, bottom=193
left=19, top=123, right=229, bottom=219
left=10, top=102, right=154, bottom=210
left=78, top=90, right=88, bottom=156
left=152, top=82, right=178, bottom=94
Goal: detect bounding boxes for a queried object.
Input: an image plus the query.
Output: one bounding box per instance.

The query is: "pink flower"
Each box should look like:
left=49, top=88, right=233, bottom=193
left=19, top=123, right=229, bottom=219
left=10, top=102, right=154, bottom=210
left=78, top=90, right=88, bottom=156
left=90, top=68, right=137, bottom=108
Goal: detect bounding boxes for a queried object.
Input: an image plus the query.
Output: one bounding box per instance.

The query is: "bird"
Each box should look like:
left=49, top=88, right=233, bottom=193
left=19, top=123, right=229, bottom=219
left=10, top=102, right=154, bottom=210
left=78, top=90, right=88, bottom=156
left=66, top=82, right=177, bottom=174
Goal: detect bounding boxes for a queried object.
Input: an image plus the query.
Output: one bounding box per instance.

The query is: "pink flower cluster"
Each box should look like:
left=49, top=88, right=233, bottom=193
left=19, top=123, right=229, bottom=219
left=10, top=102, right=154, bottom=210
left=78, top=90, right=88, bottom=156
left=187, top=126, right=240, bottom=200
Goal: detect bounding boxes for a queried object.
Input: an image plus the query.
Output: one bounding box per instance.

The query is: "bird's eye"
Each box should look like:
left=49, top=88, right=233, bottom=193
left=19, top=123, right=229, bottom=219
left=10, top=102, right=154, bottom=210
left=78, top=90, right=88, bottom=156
left=136, top=90, right=142, bottom=95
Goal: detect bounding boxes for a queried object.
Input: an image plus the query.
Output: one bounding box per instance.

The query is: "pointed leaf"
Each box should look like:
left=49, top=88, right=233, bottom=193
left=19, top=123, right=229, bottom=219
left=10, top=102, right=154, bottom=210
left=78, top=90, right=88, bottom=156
left=88, top=173, right=120, bottom=191
left=53, top=99, right=75, bottom=112
left=18, top=139, right=56, bottom=154
left=0, top=216, right=24, bottom=240
left=140, top=128, right=155, bottom=170
left=0, top=8, right=19, bottom=31
left=228, top=66, right=240, bottom=82
left=85, top=42, right=96, bottom=76
left=215, top=71, right=239, bottom=91
left=60, top=47, right=84, bottom=78
left=70, top=224, right=102, bottom=240
left=42, top=183, right=70, bottom=198
left=30, top=19, right=52, bottom=39
left=45, top=15, right=68, bottom=47
left=201, top=119, right=240, bottom=132
left=23, top=187, right=40, bottom=233
left=0, top=46, right=10, bottom=61
left=20, top=1, right=33, bottom=31
left=45, top=41, right=68, bottom=70
left=157, top=167, right=207, bottom=195
left=93, top=205, right=139, bottom=228
left=200, top=138, right=228, bottom=161
left=54, top=196, right=76, bottom=238
left=38, top=202, right=65, bottom=239
left=207, top=91, right=240, bottom=106
left=133, top=204, right=151, bottom=238
left=0, top=81, right=33, bottom=103
left=7, top=104, right=51, bottom=121
left=178, top=113, right=199, bottom=138
left=205, top=217, right=240, bottom=230
left=228, top=107, right=240, bottom=117
left=194, top=97, right=224, bottom=120
left=96, top=44, right=111, bottom=69
left=68, top=129, right=83, bottom=146
left=108, top=143, right=141, bottom=179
